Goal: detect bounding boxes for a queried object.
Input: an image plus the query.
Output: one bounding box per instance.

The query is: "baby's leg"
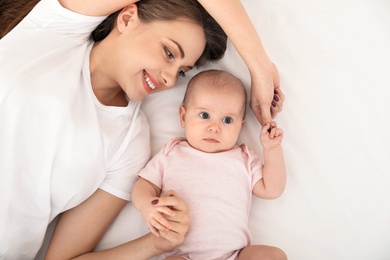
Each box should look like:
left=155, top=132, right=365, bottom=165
left=164, top=257, right=188, bottom=260
left=237, top=245, right=287, bottom=260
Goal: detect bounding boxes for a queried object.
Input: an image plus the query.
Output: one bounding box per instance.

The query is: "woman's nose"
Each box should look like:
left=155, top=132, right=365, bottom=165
left=160, top=67, right=178, bottom=89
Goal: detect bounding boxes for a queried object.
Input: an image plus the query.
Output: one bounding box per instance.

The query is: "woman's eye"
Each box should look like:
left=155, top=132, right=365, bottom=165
left=165, top=47, right=174, bottom=60
left=177, top=69, right=186, bottom=78
left=199, top=112, right=210, bottom=119
left=222, top=116, right=233, bottom=124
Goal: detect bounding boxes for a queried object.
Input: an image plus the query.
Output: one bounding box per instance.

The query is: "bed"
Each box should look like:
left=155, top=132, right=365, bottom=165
left=36, top=0, right=390, bottom=259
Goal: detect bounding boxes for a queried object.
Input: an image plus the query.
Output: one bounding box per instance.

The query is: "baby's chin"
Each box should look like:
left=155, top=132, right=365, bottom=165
left=189, top=141, right=234, bottom=154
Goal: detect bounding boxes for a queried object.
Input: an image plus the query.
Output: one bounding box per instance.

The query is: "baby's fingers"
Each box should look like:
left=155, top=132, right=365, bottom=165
left=262, top=122, right=277, bottom=135
left=151, top=199, right=177, bottom=217
left=262, top=122, right=271, bottom=134
left=152, top=207, right=174, bottom=229
left=274, top=128, right=284, bottom=137
left=269, top=126, right=278, bottom=138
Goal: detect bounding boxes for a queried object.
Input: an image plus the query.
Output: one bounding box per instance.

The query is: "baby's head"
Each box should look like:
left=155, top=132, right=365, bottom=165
left=180, top=69, right=247, bottom=153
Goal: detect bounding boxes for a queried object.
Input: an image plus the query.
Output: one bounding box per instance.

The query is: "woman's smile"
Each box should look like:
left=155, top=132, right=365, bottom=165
left=143, top=70, right=159, bottom=93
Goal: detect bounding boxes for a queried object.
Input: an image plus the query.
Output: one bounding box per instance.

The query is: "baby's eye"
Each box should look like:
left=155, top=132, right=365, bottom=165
left=177, top=69, right=186, bottom=78
left=222, top=116, right=233, bottom=124
left=165, top=47, right=174, bottom=60
left=199, top=112, right=210, bottom=119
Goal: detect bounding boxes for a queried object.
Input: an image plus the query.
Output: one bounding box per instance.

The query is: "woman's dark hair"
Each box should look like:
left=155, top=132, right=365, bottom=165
left=1, top=0, right=227, bottom=66
left=92, top=0, right=227, bottom=66
left=0, top=0, right=40, bottom=38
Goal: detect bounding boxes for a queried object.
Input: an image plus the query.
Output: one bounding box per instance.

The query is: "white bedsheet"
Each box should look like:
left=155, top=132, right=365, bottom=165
left=37, top=0, right=390, bottom=259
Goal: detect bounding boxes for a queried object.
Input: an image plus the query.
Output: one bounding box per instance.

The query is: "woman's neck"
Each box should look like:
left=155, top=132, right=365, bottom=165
left=89, top=41, right=128, bottom=107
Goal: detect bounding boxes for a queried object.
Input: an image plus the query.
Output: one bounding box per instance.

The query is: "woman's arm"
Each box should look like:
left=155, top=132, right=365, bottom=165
left=197, top=0, right=285, bottom=125
left=74, top=191, right=190, bottom=260
left=45, top=189, right=159, bottom=259
left=46, top=188, right=189, bottom=259
left=45, top=189, right=156, bottom=259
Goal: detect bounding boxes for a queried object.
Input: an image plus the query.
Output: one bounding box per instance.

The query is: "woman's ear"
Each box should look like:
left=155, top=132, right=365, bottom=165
left=179, top=105, right=186, bottom=128
left=116, top=4, right=139, bottom=33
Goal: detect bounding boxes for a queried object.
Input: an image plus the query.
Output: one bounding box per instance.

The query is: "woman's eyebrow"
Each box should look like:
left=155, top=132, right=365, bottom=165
left=170, top=39, right=185, bottom=58
left=169, top=39, right=195, bottom=69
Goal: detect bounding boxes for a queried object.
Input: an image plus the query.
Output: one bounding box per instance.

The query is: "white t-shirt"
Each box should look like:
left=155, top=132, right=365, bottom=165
left=138, top=138, right=263, bottom=260
left=0, top=0, right=151, bottom=258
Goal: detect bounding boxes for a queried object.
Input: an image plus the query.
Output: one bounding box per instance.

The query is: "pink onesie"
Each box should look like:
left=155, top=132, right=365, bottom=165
left=138, top=137, right=263, bottom=260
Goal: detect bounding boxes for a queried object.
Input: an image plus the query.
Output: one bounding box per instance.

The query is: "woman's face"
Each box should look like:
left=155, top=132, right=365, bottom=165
left=107, top=6, right=206, bottom=101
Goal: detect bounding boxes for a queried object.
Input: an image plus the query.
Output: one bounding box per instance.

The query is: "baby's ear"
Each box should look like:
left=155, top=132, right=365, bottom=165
left=179, top=105, right=186, bottom=128
left=116, top=4, right=139, bottom=33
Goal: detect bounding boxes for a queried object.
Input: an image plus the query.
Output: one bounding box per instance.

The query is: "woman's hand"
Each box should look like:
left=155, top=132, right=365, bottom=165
left=152, top=190, right=190, bottom=252
left=140, top=196, right=175, bottom=237
left=196, top=0, right=285, bottom=126
left=250, top=62, right=285, bottom=126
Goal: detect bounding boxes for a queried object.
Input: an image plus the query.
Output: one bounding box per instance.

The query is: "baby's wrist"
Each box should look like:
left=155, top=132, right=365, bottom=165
left=263, top=145, right=283, bottom=153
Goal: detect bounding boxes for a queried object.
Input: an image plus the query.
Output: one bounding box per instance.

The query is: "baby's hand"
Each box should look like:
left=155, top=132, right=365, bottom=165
left=260, top=121, right=284, bottom=149
left=141, top=198, right=176, bottom=237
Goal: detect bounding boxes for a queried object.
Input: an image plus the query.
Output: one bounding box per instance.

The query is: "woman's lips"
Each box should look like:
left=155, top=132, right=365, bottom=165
left=143, top=70, right=158, bottom=92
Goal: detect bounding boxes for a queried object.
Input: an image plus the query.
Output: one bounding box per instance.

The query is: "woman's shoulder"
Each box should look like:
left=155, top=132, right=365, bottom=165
left=58, top=0, right=137, bottom=16
left=30, top=0, right=106, bottom=33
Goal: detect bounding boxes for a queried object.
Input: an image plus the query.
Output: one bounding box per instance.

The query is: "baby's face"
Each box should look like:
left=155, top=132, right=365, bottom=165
left=180, top=86, right=245, bottom=153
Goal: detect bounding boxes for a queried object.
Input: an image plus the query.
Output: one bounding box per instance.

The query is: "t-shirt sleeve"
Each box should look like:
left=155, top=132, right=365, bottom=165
left=99, top=113, right=151, bottom=201
left=24, top=0, right=107, bottom=43
left=137, top=138, right=183, bottom=189
left=137, top=142, right=175, bottom=189
left=240, top=144, right=263, bottom=189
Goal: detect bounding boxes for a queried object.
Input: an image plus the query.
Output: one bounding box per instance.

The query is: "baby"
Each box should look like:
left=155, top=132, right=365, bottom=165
left=132, top=69, right=287, bottom=260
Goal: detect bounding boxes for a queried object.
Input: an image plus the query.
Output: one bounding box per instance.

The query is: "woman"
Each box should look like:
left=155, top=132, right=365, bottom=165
left=0, top=0, right=226, bottom=258
left=0, top=0, right=284, bottom=259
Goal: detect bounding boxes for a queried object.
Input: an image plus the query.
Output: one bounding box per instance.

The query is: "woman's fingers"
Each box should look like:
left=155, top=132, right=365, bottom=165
left=147, top=222, right=160, bottom=237
left=151, top=191, right=190, bottom=251
left=271, top=88, right=284, bottom=117
left=156, top=190, right=188, bottom=213
left=158, top=219, right=189, bottom=242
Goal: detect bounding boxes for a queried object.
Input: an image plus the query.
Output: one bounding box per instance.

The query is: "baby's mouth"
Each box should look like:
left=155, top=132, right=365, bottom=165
left=204, top=138, right=219, bottom=143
